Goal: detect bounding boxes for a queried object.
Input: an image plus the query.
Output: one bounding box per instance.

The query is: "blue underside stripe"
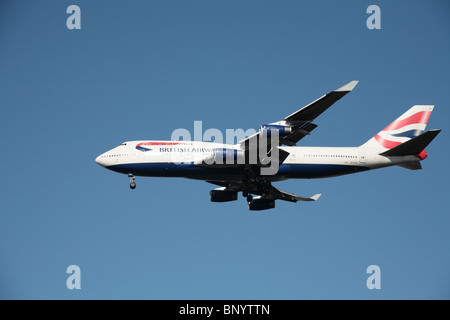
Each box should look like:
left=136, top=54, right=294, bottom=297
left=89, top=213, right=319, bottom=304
left=106, top=162, right=370, bottom=180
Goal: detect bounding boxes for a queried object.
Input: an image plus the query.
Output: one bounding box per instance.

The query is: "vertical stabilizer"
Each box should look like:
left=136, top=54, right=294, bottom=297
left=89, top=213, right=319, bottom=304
left=360, top=105, right=434, bottom=151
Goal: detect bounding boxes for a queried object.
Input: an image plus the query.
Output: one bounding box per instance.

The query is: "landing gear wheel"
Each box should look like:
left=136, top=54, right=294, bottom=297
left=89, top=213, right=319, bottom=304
left=246, top=194, right=253, bottom=202
left=128, top=174, right=136, bottom=190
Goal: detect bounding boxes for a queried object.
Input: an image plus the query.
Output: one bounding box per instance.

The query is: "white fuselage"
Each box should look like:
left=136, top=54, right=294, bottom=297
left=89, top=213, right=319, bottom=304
left=95, top=140, right=418, bottom=181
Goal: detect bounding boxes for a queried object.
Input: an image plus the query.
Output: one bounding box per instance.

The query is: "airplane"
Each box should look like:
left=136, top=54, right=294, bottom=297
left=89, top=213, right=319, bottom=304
left=95, top=81, right=441, bottom=210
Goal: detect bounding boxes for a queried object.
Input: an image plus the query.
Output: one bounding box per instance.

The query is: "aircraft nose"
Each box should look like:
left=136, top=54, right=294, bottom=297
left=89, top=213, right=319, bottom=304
left=95, top=154, right=106, bottom=167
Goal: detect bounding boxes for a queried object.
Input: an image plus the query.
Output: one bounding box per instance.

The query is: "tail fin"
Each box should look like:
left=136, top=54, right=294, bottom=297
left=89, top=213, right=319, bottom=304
left=361, top=105, right=434, bottom=151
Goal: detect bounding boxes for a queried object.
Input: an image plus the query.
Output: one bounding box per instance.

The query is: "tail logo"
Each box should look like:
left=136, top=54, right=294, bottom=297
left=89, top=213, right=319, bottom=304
left=374, top=108, right=432, bottom=149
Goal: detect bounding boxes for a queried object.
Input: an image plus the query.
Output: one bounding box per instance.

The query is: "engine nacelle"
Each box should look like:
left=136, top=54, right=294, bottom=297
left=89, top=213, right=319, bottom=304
left=212, top=148, right=245, bottom=165
left=260, top=124, right=292, bottom=137
left=248, top=197, right=275, bottom=211
left=210, top=189, right=238, bottom=202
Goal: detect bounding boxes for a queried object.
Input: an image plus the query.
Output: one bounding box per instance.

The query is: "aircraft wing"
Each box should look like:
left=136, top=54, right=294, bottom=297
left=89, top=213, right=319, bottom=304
left=239, top=80, right=358, bottom=148
left=206, top=181, right=321, bottom=203
left=264, top=187, right=321, bottom=202
left=283, top=80, right=359, bottom=123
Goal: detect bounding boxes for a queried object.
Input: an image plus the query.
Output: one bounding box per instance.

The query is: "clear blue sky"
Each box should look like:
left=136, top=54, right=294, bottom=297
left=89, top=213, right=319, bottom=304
left=0, top=0, right=449, bottom=299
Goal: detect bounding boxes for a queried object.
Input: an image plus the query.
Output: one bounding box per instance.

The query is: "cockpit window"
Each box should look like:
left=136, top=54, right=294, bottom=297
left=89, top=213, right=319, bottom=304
left=120, top=143, right=127, bottom=146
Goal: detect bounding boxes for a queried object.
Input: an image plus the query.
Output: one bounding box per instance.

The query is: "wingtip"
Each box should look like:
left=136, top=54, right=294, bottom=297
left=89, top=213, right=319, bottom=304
left=335, top=80, right=359, bottom=92
left=311, top=194, right=322, bottom=201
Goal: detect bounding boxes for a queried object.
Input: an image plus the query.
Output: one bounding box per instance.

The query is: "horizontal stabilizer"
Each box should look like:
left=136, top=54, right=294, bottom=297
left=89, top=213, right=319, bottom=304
left=380, top=130, right=441, bottom=157
left=397, top=161, right=422, bottom=170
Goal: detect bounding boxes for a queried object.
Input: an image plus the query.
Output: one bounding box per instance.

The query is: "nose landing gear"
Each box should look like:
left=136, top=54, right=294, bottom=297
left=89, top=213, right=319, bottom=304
left=128, top=174, right=136, bottom=189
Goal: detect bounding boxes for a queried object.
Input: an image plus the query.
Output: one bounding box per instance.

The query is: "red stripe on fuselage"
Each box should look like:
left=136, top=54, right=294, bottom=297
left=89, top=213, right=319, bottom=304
left=137, top=142, right=182, bottom=146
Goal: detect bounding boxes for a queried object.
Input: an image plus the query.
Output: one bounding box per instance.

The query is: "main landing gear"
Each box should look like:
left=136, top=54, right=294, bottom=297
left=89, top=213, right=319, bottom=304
left=128, top=174, right=136, bottom=189
left=242, top=191, right=253, bottom=202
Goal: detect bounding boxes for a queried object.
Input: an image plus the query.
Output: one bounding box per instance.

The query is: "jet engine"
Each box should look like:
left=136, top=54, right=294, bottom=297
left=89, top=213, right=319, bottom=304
left=248, top=197, right=275, bottom=211
left=210, top=189, right=238, bottom=202
left=260, top=124, right=292, bottom=137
